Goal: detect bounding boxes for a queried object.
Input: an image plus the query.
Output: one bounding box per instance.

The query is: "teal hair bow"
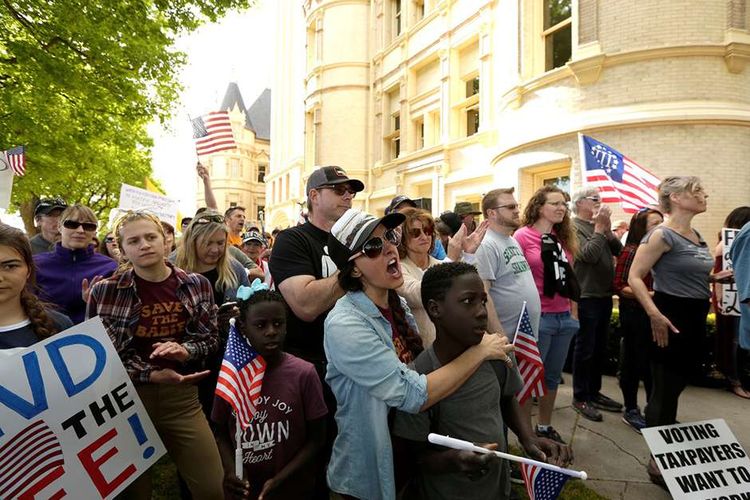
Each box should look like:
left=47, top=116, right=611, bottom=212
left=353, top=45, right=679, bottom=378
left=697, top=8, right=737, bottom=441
left=236, top=278, right=269, bottom=300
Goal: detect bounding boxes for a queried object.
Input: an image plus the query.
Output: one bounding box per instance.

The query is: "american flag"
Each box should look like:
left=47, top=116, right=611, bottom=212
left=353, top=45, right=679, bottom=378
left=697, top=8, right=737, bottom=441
left=521, top=463, right=570, bottom=500
left=1, top=145, right=26, bottom=176
left=215, top=322, right=266, bottom=429
left=192, top=111, right=236, bottom=156
left=0, top=420, right=65, bottom=499
left=579, top=134, right=659, bottom=214
left=513, top=304, right=546, bottom=405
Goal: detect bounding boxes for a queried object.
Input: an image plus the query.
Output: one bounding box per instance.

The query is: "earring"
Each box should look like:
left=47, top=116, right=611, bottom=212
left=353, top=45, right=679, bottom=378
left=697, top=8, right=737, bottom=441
left=352, top=268, right=362, bottom=278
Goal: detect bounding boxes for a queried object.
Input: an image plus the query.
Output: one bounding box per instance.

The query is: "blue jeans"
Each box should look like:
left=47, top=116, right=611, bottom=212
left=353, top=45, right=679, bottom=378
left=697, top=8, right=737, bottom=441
left=573, top=297, right=613, bottom=402
left=538, top=311, right=579, bottom=391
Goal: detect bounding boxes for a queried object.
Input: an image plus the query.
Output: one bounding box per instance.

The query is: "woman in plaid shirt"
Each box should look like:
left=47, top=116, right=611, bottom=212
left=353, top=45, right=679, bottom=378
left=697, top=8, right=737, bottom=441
left=86, top=211, right=224, bottom=500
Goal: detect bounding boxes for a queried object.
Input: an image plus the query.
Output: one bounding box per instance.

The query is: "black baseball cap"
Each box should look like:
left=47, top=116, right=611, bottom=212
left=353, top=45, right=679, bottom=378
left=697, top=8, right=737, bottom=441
left=439, top=211, right=463, bottom=236
left=385, top=195, right=417, bottom=215
left=34, top=198, right=67, bottom=217
left=306, top=166, right=364, bottom=195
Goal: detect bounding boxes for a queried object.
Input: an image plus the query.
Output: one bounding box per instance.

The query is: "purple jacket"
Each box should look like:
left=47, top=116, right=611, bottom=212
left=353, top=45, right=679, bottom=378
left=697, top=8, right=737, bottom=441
left=34, top=243, right=118, bottom=324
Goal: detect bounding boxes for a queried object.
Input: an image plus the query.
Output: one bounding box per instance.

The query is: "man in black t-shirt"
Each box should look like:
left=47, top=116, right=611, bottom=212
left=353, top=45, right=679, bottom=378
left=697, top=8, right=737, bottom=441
left=269, top=166, right=364, bottom=497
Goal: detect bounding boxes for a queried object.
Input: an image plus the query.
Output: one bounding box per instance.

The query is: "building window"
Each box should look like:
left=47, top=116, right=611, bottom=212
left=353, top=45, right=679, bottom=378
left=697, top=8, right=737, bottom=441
left=414, top=117, right=425, bottom=150
left=229, top=158, right=241, bottom=178
left=257, top=205, right=265, bottom=220
left=258, top=164, right=267, bottom=182
left=543, top=175, right=571, bottom=193
left=391, top=113, right=401, bottom=158
left=384, top=88, right=401, bottom=161
left=465, top=76, right=479, bottom=98
left=393, top=0, right=402, bottom=37
left=466, top=107, right=479, bottom=136
left=543, top=0, right=572, bottom=71
left=413, top=0, right=425, bottom=21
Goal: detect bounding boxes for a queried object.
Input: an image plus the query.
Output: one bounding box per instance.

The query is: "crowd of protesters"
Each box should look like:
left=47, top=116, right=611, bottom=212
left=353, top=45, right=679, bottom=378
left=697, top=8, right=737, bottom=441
left=1, top=162, right=748, bottom=500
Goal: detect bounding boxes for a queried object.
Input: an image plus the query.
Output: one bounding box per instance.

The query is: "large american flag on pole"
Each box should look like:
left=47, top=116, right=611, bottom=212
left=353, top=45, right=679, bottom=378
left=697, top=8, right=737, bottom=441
left=521, top=462, right=570, bottom=500
left=1, top=145, right=26, bottom=176
left=192, top=111, right=237, bottom=156
left=215, top=321, right=266, bottom=429
left=512, top=302, right=546, bottom=405
left=0, top=420, right=65, bottom=499
left=578, top=134, right=659, bottom=214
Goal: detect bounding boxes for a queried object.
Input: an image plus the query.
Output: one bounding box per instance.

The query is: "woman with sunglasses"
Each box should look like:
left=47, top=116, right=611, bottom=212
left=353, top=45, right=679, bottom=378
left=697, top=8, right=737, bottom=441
left=99, top=231, right=122, bottom=262
left=324, top=209, right=513, bottom=500
left=514, top=186, right=580, bottom=444
left=34, top=204, right=117, bottom=324
left=173, top=209, right=250, bottom=417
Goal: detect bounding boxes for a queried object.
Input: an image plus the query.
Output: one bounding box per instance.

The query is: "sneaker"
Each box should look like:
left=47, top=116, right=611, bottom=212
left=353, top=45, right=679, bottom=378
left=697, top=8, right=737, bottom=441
left=536, top=425, right=567, bottom=444
left=622, top=408, right=647, bottom=434
left=591, top=393, right=623, bottom=412
left=510, top=462, right=524, bottom=484
left=573, top=400, right=603, bottom=422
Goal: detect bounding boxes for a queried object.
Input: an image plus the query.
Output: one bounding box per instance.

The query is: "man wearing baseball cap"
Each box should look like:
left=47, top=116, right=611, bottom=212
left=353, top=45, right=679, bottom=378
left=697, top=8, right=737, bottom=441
left=29, top=197, right=68, bottom=255
left=384, top=194, right=416, bottom=215
left=269, top=165, right=364, bottom=496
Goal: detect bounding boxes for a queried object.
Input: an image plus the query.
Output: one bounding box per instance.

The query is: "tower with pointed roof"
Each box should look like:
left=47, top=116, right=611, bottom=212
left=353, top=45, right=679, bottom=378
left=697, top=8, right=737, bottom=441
left=196, top=83, right=271, bottom=230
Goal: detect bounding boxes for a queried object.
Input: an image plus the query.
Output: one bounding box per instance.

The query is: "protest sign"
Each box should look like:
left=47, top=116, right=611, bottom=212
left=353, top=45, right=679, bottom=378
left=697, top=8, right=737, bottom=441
left=721, top=228, right=741, bottom=316
left=118, top=183, right=179, bottom=226
left=0, top=155, right=14, bottom=209
left=0, top=318, right=166, bottom=499
left=643, top=419, right=750, bottom=499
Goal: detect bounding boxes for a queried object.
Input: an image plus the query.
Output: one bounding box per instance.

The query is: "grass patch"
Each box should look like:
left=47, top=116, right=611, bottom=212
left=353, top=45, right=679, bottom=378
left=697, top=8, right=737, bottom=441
left=152, top=455, right=179, bottom=500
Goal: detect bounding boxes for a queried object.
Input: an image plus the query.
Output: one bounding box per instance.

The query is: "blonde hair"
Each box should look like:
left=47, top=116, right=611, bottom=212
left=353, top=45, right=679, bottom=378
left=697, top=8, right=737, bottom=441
left=59, top=204, right=97, bottom=225
left=175, top=210, right=238, bottom=293
left=658, top=176, right=704, bottom=214
left=112, top=211, right=167, bottom=274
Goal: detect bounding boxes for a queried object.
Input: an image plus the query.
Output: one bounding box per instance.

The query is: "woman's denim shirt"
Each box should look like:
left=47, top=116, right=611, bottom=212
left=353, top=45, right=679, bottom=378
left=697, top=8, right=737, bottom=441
left=324, top=290, right=428, bottom=500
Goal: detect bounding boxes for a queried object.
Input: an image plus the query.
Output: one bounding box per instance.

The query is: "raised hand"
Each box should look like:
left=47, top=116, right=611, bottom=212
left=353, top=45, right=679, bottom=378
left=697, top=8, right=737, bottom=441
left=150, top=341, right=190, bottom=363
left=81, top=275, right=104, bottom=303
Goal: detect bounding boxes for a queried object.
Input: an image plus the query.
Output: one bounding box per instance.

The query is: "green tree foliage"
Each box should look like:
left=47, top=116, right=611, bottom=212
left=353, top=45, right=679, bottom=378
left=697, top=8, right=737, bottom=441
left=0, top=0, right=253, bottom=231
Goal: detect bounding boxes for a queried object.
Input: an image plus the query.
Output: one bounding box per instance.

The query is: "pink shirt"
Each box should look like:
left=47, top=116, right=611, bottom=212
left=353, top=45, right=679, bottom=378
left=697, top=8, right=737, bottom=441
left=513, top=226, right=574, bottom=313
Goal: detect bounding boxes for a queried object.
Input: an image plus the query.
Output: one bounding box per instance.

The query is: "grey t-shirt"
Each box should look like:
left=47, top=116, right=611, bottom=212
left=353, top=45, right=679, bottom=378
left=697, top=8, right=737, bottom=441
left=392, top=346, right=524, bottom=500
left=645, top=227, right=714, bottom=299
left=29, top=233, right=54, bottom=255
left=475, top=229, right=541, bottom=336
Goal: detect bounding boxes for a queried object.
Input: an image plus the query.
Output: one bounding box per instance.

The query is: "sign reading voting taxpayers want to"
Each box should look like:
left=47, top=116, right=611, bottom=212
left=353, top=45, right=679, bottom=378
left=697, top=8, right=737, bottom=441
left=721, top=228, right=741, bottom=316
left=118, top=183, right=179, bottom=227
left=0, top=318, right=165, bottom=499
left=643, top=419, right=750, bottom=499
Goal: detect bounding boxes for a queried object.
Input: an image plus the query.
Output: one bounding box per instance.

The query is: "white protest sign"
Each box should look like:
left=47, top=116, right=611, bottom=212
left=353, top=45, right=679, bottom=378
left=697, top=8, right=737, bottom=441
left=642, top=419, right=750, bottom=499
left=0, top=317, right=166, bottom=499
left=0, top=155, right=14, bottom=209
left=721, top=228, right=741, bottom=316
left=118, top=183, right=178, bottom=226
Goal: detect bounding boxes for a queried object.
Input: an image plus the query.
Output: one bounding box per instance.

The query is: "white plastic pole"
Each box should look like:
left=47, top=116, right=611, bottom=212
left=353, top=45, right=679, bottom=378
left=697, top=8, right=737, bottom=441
left=235, top=414, right=244, bottom=479
left=428, top=433, right=587, bottom=480
left=511, top=301, right=527, bottom=345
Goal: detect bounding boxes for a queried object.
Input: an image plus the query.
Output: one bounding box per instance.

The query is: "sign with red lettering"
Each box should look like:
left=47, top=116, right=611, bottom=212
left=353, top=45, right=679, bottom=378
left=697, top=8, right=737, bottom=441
left=0, top=318, right=165, bottom=499
left=642, top=419, right=750, bottom=499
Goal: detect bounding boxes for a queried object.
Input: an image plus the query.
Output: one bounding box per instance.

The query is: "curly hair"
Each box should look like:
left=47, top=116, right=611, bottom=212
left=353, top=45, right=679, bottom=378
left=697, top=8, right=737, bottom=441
left=397, top=207, right=435, bottom=259
left=236, top=289, right=288, bottom=330
left=0, top=224, right=59, bottom=341
left=338, top=261, right=423, bottom=358
left=421, top=261, right=478, bottom=313
left=521, top=185, right=578, bottom=257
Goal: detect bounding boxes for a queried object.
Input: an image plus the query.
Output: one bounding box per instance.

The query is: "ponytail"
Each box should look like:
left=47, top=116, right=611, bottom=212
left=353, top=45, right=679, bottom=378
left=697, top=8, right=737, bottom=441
left=387, top=289, right=424, bottom=358
left=20, top=289, right=59, bottom=341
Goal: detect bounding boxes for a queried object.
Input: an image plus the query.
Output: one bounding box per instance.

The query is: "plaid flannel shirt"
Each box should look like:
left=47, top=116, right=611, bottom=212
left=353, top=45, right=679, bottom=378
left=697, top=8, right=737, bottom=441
left=613, top=243, right=652, bottom=296
left=86, top=263, right=219, bottom=384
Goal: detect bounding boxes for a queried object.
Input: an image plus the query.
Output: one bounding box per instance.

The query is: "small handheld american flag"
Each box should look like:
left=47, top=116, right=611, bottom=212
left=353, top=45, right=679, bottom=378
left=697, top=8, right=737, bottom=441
left=521, top=462, right=570, bottom=500
left=215, top=320, right=266, bottom=430
left=512, top=302, right=546, bottom=405
left=1, top=145, right=26, bottom=176
left=192, top=111, right=236, bottom=156
left=579, top=134, right=659, bottom=214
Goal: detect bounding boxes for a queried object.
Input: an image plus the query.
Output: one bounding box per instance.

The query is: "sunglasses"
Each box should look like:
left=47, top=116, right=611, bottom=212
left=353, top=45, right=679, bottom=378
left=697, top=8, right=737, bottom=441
left=348, top=229, right=401, bottom=261
left=584, top=196, right=601, bottom=202
left=489, top=203, right=520, bottom=211
left=408, top=226, right=434, bottom=239
left=63, top=220, right=97, bottom=232
left=105, top=236, right=116, bottom=243
left=319, top=184, right=357, bottom=196
left=193, top=214, right=225, bottom=225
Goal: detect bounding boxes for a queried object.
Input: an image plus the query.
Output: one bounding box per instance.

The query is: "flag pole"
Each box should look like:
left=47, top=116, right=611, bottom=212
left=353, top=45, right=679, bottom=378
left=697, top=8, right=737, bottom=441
left=235, top=414, right=244, bottom=480
left=429, top=433, right=587, bottom=480
left=577, top=133, right=587, bottom=187
left=511, top=301, right=527, bottom=345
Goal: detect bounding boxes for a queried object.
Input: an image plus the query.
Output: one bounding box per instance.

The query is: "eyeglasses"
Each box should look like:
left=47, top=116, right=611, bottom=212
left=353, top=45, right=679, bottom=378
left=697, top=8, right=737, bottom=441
left=489, top=203, right=520, bottom=211
left=408, top=226, right=434, bottom=239
left=584, top=196, right=601, bottom=202
left=319, top=184, right=357, bottom=197
left=63, top=220, right=98, bottom=232
left=193, top=214, right=225, bottom=225
left=105, top=236, right=116, bottom=243
left=348, top=229, right=401, bottom=261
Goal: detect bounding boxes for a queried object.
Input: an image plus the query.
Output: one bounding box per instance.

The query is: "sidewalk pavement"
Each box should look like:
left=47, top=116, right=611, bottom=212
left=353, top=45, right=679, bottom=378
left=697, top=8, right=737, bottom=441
left=514, top=374, right=750, bottom=499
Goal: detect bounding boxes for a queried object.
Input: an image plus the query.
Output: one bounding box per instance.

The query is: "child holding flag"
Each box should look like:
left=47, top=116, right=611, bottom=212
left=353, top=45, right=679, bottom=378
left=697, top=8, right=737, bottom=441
left=213, top=279, right=328, bottom=499
left=392, top=262, right=573, bottom=499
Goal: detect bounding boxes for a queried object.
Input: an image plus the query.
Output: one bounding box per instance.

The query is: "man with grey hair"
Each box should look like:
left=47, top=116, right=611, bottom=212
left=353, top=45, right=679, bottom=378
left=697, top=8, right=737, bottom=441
left=570, top=187, right=623, bottom=422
